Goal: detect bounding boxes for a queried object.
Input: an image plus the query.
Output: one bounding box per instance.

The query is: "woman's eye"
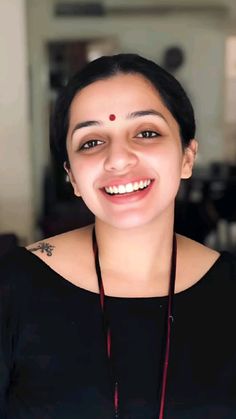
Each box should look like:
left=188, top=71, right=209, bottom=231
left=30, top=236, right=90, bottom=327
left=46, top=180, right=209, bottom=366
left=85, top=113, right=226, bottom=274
left=137, top=130, right=160, bottom=139
left=79, top=139, right=104, bottom=150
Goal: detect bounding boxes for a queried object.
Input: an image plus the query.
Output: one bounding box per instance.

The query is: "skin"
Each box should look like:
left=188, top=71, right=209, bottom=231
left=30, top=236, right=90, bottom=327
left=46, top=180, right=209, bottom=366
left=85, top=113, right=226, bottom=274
left=28, top=73, right=220, bottom=297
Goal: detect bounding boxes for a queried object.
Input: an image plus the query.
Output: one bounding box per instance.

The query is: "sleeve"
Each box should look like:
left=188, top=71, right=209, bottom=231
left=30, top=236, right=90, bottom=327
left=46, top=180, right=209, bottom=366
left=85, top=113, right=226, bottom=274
left=0, top=255, right=17, bottom=417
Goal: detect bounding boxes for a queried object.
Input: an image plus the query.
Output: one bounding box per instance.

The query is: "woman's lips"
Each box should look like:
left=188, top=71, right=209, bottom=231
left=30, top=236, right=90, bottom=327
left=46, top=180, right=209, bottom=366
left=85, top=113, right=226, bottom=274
left=100, top=179, right=154, bottom=204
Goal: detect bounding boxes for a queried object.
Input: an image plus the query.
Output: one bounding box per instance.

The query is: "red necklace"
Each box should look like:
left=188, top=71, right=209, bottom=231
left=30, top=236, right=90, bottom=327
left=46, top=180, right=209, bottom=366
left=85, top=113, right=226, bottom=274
left=92, top=227, right=177, bottom=418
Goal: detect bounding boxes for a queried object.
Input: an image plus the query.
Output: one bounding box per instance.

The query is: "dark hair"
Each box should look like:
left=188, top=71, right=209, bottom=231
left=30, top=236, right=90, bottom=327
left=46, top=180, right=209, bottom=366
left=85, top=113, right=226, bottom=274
left=51, top=53, right=196, bottom=164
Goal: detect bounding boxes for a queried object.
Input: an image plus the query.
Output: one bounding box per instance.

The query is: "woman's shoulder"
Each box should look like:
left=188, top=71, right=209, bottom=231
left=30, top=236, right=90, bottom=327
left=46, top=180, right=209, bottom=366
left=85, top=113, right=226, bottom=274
left=175, top=234, right=236, bottom=293
left=0, top=245, right=41, bottom=296
left=25, top=224, right=97, bottom=291
left=0, top=224, right=94, bottom=280
left=26, top=224, right=93, bottom=260
left=177, top=234, right=220, bottom=264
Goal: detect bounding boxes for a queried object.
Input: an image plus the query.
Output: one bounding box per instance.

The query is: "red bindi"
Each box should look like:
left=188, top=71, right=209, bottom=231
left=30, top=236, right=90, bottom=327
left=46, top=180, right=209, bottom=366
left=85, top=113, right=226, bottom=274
left=109, top=114, right=116, bottom=121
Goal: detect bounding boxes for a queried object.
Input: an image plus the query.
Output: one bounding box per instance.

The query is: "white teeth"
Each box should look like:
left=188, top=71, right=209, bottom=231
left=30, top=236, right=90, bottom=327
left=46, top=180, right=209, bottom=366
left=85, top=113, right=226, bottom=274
left=104, top=179, right=152, bottom=195
left=118, top=184, right=126, bottom=194
left=133, top=182, right=139, bottom=191
left=125, top=183, right=133, bottom=193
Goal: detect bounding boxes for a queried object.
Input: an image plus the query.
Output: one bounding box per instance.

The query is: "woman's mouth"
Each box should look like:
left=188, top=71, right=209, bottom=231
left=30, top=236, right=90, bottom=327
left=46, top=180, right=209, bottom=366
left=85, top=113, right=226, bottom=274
left=104, top=179, right=152, bottom=195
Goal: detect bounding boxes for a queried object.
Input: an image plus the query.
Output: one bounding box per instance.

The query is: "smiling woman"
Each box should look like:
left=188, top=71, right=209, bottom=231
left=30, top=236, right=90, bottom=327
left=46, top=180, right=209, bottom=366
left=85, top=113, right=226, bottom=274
left=61, top=70, right=196, bottom=230
left=1, top=54, right=236, bottom=419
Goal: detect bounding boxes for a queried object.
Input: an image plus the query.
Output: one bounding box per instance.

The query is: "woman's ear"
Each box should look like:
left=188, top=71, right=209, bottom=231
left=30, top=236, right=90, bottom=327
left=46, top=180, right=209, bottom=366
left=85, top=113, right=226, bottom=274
left=63, top=162, right=81, bottom=197
left=181, top=139, right=198, bottom=179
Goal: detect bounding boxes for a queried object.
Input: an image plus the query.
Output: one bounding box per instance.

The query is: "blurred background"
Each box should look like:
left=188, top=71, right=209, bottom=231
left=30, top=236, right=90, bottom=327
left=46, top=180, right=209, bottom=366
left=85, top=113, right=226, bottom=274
left=0, top=0, right=236, bottom=255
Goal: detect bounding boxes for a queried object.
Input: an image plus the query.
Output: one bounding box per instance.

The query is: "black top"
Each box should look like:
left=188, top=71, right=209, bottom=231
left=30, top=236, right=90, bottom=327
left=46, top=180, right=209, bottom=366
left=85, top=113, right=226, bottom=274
left=0, top=247, right=236, bottom=419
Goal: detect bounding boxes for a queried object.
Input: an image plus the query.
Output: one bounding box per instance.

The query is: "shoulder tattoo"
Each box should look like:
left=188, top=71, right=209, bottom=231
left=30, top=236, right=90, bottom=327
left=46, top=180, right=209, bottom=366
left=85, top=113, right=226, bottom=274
left=28, top=242, right=55, bottom=257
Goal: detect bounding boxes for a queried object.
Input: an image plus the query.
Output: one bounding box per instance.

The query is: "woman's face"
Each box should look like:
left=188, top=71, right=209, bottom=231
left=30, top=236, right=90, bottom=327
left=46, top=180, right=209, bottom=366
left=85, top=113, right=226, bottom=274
left=66, top=73, right=196, bottom=229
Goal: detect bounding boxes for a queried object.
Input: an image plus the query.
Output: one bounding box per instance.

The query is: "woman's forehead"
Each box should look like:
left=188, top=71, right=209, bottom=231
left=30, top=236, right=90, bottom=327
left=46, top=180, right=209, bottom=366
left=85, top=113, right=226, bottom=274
left=66, top=74, right=181, bottom=145
left=69, top=73, right=169, bottom=121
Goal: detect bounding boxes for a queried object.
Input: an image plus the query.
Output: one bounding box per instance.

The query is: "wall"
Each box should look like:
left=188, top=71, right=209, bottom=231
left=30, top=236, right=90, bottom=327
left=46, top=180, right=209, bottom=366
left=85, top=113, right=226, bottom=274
left=224, top=36, right=236, bottom=162
left=0, top=0, right=33, bottom=243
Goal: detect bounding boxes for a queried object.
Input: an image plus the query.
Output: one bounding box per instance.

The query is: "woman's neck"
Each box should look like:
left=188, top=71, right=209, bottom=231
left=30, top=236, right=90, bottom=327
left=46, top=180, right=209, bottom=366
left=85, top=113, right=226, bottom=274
left=94, top=215, right=175, bottom=295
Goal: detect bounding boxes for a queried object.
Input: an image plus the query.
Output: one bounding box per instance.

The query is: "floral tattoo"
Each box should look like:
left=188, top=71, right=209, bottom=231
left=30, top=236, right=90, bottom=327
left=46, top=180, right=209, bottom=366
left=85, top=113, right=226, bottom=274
left=28, top=242, right=55, bottom=257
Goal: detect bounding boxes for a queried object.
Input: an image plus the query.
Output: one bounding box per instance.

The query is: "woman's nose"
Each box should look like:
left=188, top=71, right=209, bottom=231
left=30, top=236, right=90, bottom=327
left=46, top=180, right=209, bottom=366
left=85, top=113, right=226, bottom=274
left=104, top=142, right=138, bottom=173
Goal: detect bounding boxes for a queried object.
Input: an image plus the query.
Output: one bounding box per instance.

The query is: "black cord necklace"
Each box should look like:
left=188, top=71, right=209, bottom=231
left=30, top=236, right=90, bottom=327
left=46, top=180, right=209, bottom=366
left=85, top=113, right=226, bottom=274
left=92, top=227, right=177, bottom=419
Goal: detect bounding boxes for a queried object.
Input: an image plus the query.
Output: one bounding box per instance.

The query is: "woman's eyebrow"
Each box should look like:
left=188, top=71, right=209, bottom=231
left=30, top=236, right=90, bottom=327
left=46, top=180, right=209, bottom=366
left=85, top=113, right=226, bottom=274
left=71, top=120, right=101, bottom=136
left=127, top=109, right=168, bottom=123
